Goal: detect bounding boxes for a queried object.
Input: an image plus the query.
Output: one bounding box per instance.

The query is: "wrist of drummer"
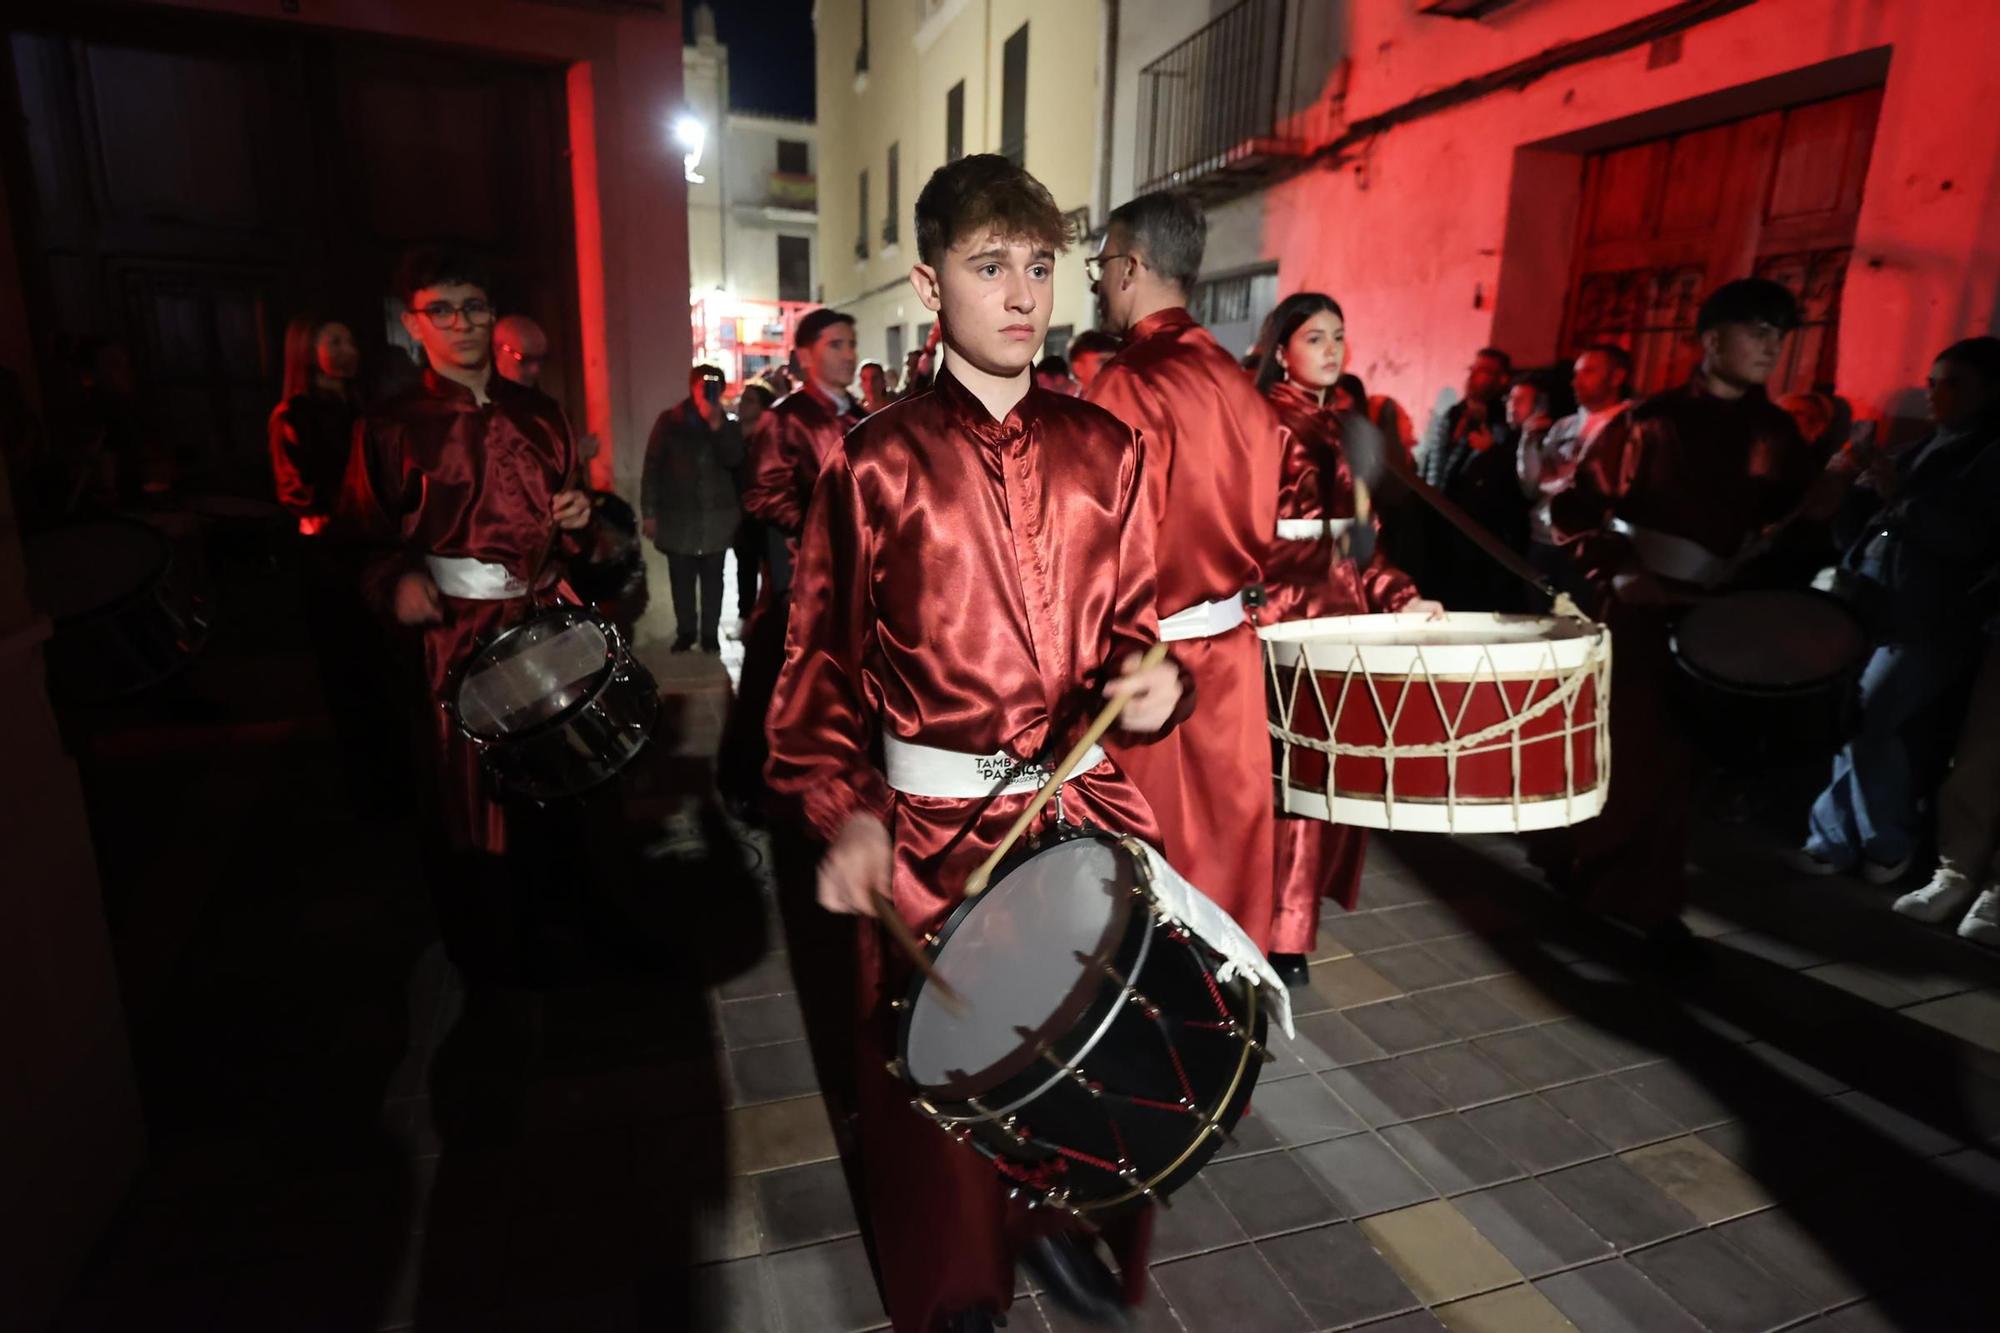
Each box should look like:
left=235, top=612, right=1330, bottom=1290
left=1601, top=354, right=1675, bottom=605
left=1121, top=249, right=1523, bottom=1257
left=802, top=769, right=895, bottom=847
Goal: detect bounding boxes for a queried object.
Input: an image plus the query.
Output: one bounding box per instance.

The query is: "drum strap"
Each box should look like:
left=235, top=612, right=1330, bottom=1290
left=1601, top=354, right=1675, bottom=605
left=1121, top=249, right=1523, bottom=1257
left=1159, top=592, right=1246, bottom=642
left=881, top=736, right=1107, bottom=799
left=427, top=554, right=532, bottom=600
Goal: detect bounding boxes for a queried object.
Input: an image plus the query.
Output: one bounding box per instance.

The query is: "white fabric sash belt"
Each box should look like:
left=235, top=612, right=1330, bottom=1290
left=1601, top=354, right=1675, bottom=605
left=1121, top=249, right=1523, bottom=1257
left=1608, top=520, right=1734, bottom=589
left=1158, top=591, right=1246, bottom=642
left=426, top=554, right=529, bottom=600
left=1275, top=518, right=1353, bottom=543
left=881, top=735, right=1107, bottom=798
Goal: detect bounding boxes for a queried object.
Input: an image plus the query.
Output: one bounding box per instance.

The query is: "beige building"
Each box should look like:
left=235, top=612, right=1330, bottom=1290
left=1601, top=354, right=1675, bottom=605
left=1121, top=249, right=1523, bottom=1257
left=813, top=0, right=1105, bottom=374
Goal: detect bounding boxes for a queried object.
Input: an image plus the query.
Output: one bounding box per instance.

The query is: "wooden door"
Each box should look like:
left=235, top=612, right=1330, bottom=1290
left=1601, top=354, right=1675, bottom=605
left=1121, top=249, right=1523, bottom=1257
left=1562, top=87, right=1881, bottom=396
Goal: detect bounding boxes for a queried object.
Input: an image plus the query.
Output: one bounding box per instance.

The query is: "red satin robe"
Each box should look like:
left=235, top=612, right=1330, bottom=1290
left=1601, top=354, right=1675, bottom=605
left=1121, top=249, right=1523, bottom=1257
left=1087, top=307, right=1282, bottom=950
left=742, top=382, right=864, bottom=540
left=1260, top=382, right=1420, bottom=951
left=340, top=368, right=581, bottom=856
left=1548, top=372, right=1811, bottom=927
left=765, top=367, right=1186, bottom=1332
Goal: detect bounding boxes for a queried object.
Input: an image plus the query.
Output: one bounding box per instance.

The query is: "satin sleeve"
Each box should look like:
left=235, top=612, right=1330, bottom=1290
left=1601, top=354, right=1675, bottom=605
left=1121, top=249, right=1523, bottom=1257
left=743, top=411, right=809, bottom=536
left=1262, top=424, right=1334, bottom=591
left=1549, top=412, right=1642, bottom=585
left=1360, top=552, right=1420, bottom=611
left=1086, top=365, right=1175, bottom=540
left=765, top=451, right=896, bottom=841
left=1103, top=428, right=1194, bottom=742
left=336, top=416, right=422, bottom=617
left=268, top=404, right=316, bottom=519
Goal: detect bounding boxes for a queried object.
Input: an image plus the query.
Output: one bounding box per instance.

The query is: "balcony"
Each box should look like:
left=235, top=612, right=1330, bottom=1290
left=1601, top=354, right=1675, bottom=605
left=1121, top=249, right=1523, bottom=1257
left=766, top=172, right=816, bottom=210
left=1134, top=0, right=1333, bottom=202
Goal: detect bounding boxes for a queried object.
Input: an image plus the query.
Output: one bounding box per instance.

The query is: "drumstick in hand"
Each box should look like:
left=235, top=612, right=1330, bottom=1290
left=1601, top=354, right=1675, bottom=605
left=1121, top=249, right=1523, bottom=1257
left=964, top=640, right=1172, bottom=897
left=871, top=892, right=965, bottom=1014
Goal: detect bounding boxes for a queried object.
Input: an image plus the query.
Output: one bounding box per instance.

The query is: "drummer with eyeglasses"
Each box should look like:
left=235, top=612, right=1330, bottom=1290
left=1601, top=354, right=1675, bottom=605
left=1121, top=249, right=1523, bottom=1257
left=338, top=246, right=594, bottom=990
left=1547, top=278, right=1815, bottom=951
left=767, top=155, right=1188, bottom=1333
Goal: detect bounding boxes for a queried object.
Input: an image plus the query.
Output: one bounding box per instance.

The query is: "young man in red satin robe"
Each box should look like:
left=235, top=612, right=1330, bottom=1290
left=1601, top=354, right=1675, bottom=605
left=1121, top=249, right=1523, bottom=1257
left=765, top=155, right=1189, bottom=1333
left=339, top=247, right=594, bottom=986
left=719, top=309, right=866, bottom=812
left=1253, top=293, right=1441, bottom=979
left=1084, top=190, right=1284, bottom=952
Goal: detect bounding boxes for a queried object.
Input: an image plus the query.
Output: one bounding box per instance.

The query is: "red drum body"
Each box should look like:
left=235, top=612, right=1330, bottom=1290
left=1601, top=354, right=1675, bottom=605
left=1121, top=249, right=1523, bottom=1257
left=1262, top=613, right=1612, bottom=834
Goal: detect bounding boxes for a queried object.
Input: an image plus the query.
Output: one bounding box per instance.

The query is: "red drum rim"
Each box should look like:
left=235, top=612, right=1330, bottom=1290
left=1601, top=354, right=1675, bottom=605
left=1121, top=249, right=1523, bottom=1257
left=1260, top=612, right=1606, bottom=675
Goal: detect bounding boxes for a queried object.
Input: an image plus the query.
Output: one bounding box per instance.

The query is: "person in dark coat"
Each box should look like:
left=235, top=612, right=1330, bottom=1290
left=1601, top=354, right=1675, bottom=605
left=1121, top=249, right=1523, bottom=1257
left=1416, top=346, right=1530, bottom=610
left=641, top=364, right=745, bottom=653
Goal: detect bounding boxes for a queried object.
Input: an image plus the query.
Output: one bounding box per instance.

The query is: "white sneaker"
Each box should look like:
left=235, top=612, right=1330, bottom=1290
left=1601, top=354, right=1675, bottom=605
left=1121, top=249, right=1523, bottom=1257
left=1958, top=888, right=2000, bottom=948
left=1894, top=871, right=1977, bottom=923
left=1861, top=853, right=1914, bottom=886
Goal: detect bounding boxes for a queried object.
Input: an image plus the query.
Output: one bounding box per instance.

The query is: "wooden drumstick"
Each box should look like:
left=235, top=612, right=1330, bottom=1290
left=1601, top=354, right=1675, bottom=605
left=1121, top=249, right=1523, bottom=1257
left=963, top=640, right=1172, bottom=897
left=871, top=892, right=965, bottom=1014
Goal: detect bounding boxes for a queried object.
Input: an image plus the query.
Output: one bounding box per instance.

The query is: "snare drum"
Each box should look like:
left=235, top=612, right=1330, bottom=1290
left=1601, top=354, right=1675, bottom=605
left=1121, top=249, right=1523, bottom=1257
left=450, top=603, right=659, bottom=800
left=25, top=516, right=212, bottom=700
left=1262, top=612, right=1611, bottom=833
left=895, top=828, right=1274, bottom=1216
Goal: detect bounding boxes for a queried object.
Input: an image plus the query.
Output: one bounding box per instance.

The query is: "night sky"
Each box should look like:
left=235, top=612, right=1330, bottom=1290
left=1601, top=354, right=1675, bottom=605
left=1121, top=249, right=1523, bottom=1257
left=685, top=0, right=817, bottom=121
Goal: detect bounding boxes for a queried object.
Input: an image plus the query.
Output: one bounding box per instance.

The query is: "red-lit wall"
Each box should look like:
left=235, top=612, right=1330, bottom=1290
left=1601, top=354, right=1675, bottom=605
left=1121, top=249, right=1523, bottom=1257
left=1208, top=0, right=2000, bottom=434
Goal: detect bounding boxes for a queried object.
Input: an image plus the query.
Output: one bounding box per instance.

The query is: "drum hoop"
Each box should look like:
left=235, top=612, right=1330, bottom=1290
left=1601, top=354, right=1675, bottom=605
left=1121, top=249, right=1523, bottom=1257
left=26, top=516, right=174, bottom=626
left=895, top=827, right=1149, bottom=1110
left=1260, top=613, right=1604, bottom=676
left=450, top=602, right=624, bottom=743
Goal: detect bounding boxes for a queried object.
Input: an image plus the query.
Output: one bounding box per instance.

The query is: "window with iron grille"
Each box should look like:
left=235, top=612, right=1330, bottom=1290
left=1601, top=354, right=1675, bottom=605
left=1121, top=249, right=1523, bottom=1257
left=1000, top=24, right=1028, bottom=166
left=946, top=81, right=965, bottom=163
left=778, top=234, right=812, bottom=302
left=884, top=142, right=900, bottom=246
left=856, top=168, right=869, bottom=260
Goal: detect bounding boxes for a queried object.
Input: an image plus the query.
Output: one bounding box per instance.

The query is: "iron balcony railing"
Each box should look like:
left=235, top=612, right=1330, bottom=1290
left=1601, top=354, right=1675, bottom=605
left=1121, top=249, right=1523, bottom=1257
left=1134, top=0, right=1326, bottom=200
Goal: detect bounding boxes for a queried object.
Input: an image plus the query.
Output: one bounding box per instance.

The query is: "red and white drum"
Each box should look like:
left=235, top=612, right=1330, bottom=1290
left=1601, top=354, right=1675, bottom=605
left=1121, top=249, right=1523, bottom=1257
left=1261, top=612, right=1611, bottom=834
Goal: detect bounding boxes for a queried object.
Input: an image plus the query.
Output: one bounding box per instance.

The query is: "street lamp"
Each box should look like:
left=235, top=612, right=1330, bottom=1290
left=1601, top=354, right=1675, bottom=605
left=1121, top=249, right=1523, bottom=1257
left=673, top=113, right=707, bottom=184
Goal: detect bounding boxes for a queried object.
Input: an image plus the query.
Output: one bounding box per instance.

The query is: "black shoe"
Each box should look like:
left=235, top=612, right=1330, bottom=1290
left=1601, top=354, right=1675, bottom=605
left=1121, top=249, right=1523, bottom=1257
left=1021, top=1234, right=1128, bottom=1327
left=700, top=639, right=722, bottom=654
left=1268, top=951, right=1312, bottom=988
left=941, top=1309, right=998, bottom=1333
left=670, top=638, right=695, bottom=653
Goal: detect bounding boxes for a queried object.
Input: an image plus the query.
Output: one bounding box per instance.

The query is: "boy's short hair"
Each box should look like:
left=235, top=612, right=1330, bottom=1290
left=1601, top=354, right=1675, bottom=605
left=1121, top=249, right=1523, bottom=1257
left=794, top=307, right=856, bottom=351
left=915, top=153, right=1072, bottom=267
left=1696, top=278, right=1800, bottom=335
left=394, top=246, right=492, bottom=307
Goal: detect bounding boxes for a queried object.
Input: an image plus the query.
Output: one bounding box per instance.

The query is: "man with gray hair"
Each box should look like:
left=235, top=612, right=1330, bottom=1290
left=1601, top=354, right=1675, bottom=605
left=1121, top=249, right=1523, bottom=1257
left=1085, top=190, right=1284, bottom=952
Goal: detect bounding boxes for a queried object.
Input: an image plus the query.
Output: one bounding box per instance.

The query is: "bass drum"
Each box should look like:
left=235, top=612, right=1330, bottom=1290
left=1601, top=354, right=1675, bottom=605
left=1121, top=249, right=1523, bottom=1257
left=450, top=602, right=659, bottom=801
left=896, top=828, right=1268, bottom=1216
left=25, top=515, right=212, bottom=700
left=1672, top=588, right=1866, bottom=762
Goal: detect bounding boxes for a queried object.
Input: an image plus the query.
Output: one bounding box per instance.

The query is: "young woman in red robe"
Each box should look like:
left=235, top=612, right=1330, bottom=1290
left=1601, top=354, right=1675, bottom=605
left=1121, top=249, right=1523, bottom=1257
left=766, top=156, right=1189, bottom=1333
left=1252, top=293, right=1438, bottom=980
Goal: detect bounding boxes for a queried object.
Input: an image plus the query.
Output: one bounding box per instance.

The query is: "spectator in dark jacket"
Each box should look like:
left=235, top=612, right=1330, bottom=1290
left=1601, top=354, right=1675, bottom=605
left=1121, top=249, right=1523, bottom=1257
left=1416, top=346, right=1528, bottom=610
left=1795, top=336, right=2000, bottom=883
left=642, top=364, right=746, bottom=653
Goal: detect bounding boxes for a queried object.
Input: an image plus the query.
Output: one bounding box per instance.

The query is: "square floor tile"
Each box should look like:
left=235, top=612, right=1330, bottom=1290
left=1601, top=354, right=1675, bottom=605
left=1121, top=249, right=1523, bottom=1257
left=1310, top=956, right=1406, bottom=1009
left=1461, top=1095, right=1606, bottom=1175
left=1538, top=1159, right=1700, bottom=1250
left=1210, top=1107, right=1284, bottom=1161
left=1258, top=1223, right=1422, bottom=1329
left=725, top=1096, right=837, bottom=1175
left=727, top=1040, right=820, bottom=1106
left=1368, top=944, right=1468, bottom=993
left=1153, top=1244, right=1311, bottom=1333
left=767, top=1235, right=886, bottom=1333
left=1402, top=1043, right=1526, bottom=1110
left=1350, top=1313, right=1448, bottom=1333
left=1277, top=1009, right=1386, bottom=1074
left=1150, top=1175, right=1248, bottom=1261
left=1425, top=934, right=1513, bottom=981
left=1543, top=1021, right=1658, bottom=1073
left=1250, top=1071, right=1364, bottom=1146
left=1433, top=1282, right=1579, bottom=1332
left=1384, top=904, right=1474, bottom=943
left=1470, top=975, right=1568, bottom=1024
left=1471, top=1029, right=1598, bottom=1091
left=1382, top=1115, right=1524, bottom=1195
left=1534, top=1259, right=1703, bottom=1333
left=1452, top=1179, right=1612, bottom=1278
left=691, top=1256, right=777, bottom=1332
left=1205, top=1151, right=1341, bottom=1239
left=1358, top=1200, right=1524, bottom=1305
left=752, top=1159, right=859, bottom=1252
left=1612, top=1064, right=1733, bottom=1130
left=1324, top=912, right=1414, bottom=954
left=1618, top=1136, right=1774, bottom=1224
left=1294, top=1132, right=1436, bottom=1218
left=717, top=994, right=807, bottom=1049
left=717, top=950, right=794, bottom=1001
left=1347, top=999, right=1455, bottom=1056
left=1542, top=1078, right=1682, bottom=1151
left=1625, top=1229, right=1816, bottom=1333
left=1039, top=1274, right=1188, bottom=1333
left=1323, top=1061, right=1451, bottom=1127
left=1412, top=983, right=1530, bottom=1040
left=1712, top=1208, right=1863, bottom=1308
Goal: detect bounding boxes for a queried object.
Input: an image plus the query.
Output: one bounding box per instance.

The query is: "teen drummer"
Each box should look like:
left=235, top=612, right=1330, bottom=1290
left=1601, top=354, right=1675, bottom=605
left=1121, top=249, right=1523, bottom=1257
left=765, top=155, right=1188, bottom=1333
left=339, top=247, right=593, bottom=990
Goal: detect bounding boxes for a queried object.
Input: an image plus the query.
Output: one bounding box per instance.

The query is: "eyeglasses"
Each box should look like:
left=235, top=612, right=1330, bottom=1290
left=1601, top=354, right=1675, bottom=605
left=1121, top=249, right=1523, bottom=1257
left=410, top=299, right=495, bottom=330
left=1084, top=253, right=1136, bottom=283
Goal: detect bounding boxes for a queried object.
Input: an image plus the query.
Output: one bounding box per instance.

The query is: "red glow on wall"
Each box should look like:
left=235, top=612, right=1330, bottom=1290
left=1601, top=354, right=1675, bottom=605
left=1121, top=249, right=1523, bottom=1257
left=566, top=60, right=614, bottom=492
